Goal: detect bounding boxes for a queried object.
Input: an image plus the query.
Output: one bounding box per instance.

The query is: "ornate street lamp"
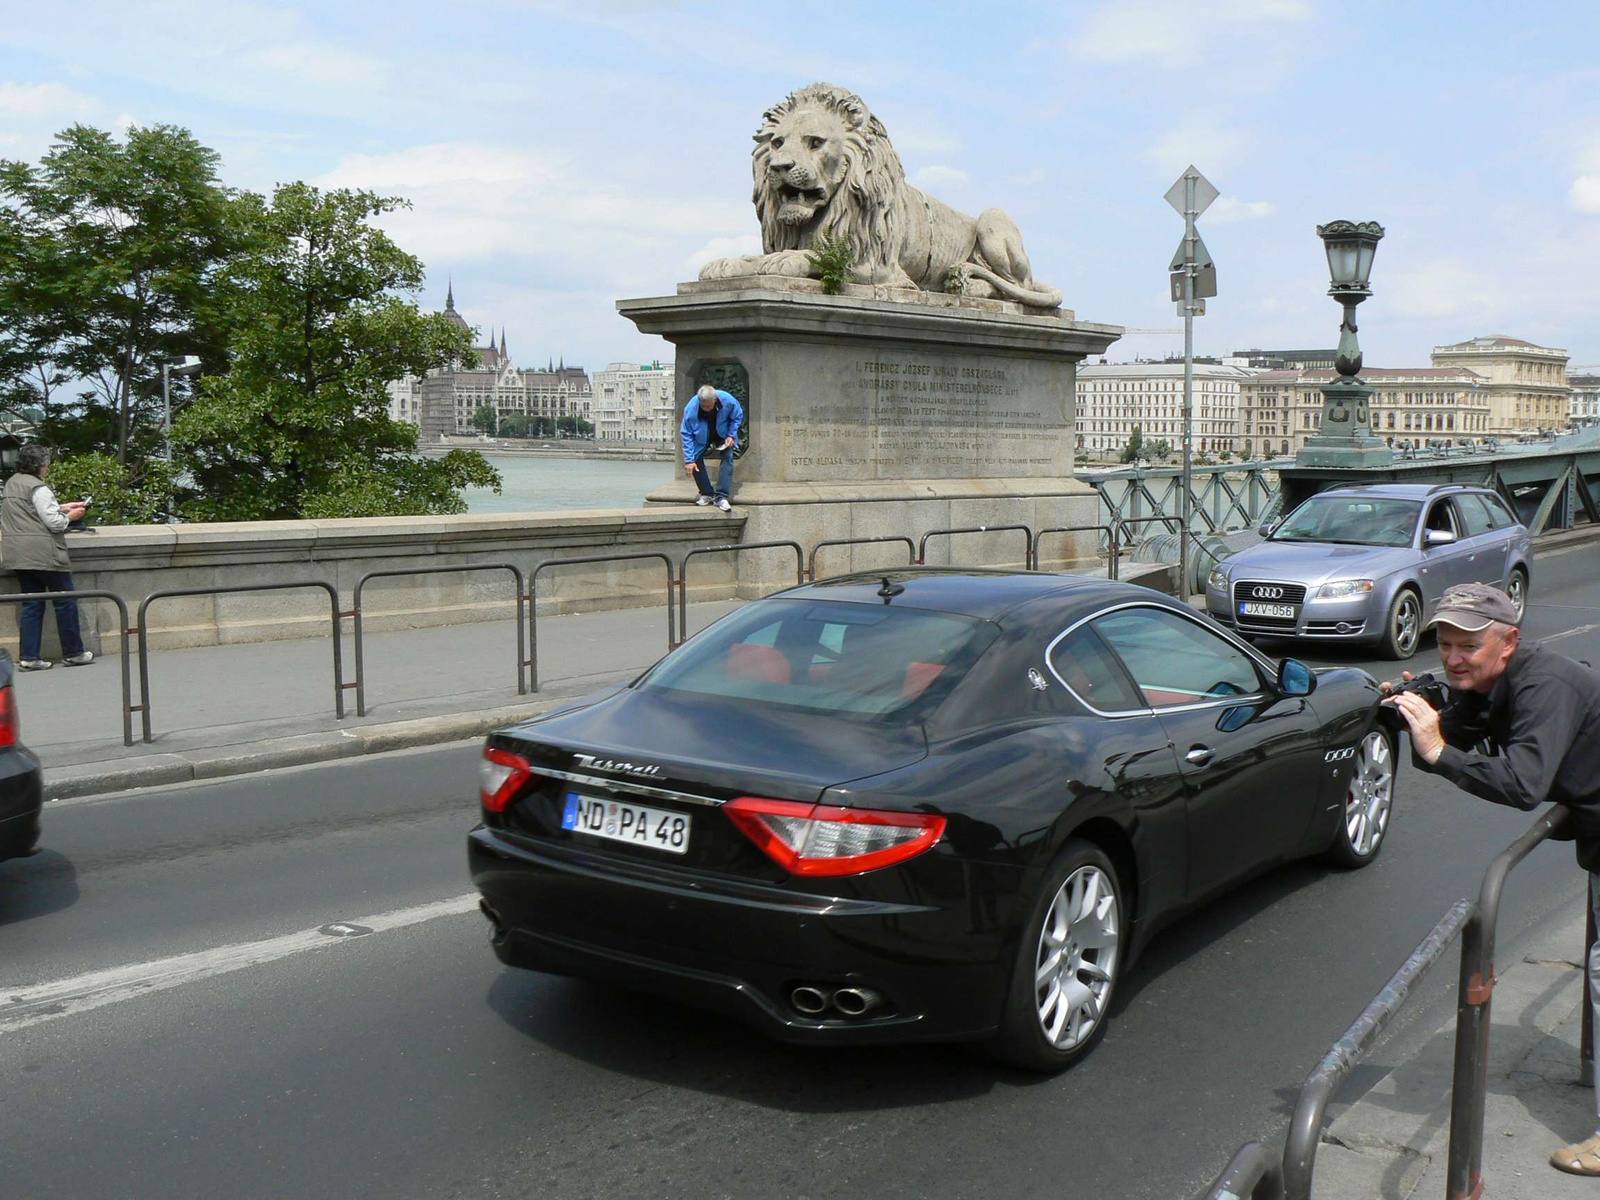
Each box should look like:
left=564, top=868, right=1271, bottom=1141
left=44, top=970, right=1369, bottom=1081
left=1297, top=220, right=1394, bottom=467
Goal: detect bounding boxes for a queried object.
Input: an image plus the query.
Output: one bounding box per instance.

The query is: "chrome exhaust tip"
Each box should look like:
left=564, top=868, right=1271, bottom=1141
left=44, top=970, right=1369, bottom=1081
left=479, top=900, right=507, bottom=945
left=791, top=986, right=830, bottom=1015
left=832, top=987, right=880, bottom=1017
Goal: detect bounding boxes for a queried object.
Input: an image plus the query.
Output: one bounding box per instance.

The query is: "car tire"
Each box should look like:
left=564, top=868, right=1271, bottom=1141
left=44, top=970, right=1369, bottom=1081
left=992, top=839, right=1124, bottom=1073
left=1324, top=728, right=1397, bottom=868
left=1505, top=566, right=1528, bottom=623
left=1376, top=587, right=1422, bottom=660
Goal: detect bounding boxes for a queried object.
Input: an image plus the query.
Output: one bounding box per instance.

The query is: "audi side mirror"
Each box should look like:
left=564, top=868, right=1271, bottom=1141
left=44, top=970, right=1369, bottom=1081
left=1423, top=529, right=1457, bottom=548
left=1277, top=658, right=1316, bottom=697
left=1257, top=521, right=1276, bottom=538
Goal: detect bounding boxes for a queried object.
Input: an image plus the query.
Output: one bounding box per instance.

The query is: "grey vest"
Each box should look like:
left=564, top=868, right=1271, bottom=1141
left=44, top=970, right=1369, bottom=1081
left=1, top=473, right=71, bottom=572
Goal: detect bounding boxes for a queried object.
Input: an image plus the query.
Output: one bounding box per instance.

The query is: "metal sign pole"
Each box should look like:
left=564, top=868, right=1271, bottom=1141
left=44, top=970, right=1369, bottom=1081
left=1181, top=174, right=1196, bottom=599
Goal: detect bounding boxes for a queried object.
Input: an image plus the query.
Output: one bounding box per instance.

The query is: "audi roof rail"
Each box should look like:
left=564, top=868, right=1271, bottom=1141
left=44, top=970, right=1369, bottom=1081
left=1426, top=482, right=1476, bottom=494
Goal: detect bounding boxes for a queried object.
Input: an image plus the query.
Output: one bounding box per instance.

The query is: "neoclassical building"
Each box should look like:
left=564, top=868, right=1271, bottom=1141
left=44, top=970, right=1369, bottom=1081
left=1237, top=366, right=1492, bottom=456
left=1074, top=362, right=1253, bottom=459
left=1429, top=335, right=1569, bottom=435
left=1568, top=368, right=1600, bottom=428
left=591, top=361, right=675, bottom=442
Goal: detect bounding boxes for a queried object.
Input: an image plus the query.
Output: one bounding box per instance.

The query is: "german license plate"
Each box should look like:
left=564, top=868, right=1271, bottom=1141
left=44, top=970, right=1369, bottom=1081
left=1239, top=601, right=1296, bottom=619
left=561, top=791, right=690, bottom=854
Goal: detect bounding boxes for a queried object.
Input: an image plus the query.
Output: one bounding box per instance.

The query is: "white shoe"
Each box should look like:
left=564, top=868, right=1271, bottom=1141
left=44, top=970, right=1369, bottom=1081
left=695, top=495, right=712, bottom=506
left=18, top=658, right=51, bottom=671
left=64, top=651, right=94, bottom=666
left=715, top=497, right=732, bottom=512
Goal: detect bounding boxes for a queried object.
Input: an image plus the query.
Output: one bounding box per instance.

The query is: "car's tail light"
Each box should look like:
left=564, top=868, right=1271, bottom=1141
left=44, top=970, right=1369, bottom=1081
left=0, top=686, right=17, bottom=748
left=479, top=747, right=533, bottom=813
left=724, top=796, right=946, bottom=877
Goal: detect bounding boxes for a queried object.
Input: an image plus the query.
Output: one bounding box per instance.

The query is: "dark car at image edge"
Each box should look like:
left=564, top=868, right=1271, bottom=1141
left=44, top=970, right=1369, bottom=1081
left=468, top=570, right=1403, bottom=1071
left=0, top=649, right=45, bottom=864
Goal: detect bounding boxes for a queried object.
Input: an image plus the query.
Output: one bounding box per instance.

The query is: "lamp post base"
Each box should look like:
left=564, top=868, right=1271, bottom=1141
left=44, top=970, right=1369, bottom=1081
left=1297, top=380, right=1394, bottom=468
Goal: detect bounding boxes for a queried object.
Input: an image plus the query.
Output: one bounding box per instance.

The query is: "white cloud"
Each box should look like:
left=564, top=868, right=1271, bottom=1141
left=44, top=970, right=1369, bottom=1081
left=0, top=80, right=99, bottom=120
left=1572, top=144, right=1600, bottom=215
left=1144, top=119, right=1251, bottom=176
left=1071, top=0, right=1313, bottom=66
left=1205, top=197, right=1278, bottom=224
left=684, top=234, right=762, bottom=277
left=911, top=165, right=971, bottom=190
left=1385, top=259, right=1496, bottom=321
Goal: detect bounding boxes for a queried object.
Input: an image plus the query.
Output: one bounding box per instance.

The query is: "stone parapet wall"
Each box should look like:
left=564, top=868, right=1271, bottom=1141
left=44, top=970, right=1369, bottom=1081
left=1, top=509, right=747, bottom=657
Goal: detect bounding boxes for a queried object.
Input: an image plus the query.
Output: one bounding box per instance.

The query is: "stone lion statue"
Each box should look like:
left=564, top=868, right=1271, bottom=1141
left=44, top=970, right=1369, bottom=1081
left=698, top=82, right=1063, bottom=310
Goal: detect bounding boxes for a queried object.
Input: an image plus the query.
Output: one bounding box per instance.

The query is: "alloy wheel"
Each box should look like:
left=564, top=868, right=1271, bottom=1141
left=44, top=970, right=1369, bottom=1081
left=1345, top=730, right=1395, bottom=857
left=1506, top=569, right=1527, bottom=622
left=1392, top=592, right=1420, bottom=657
left=1034, top=865, right=1120, bottom=1050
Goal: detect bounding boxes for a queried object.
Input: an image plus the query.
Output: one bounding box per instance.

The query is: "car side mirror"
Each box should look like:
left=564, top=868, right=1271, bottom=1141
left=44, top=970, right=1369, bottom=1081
left=1424, top=529, right=1457, bottom=547
left=1257, top=521, right=1276, bottom=538
left=1277, top=658, right=1316, bottom=697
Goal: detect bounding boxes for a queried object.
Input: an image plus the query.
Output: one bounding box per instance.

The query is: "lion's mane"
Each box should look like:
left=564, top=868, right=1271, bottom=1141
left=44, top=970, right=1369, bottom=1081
left=751, top=82, right=904, bottom=281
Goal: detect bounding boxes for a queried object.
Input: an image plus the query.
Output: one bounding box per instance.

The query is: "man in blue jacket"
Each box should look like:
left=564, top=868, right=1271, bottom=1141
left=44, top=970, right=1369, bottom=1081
left=680, top=385, right=743, bottom=511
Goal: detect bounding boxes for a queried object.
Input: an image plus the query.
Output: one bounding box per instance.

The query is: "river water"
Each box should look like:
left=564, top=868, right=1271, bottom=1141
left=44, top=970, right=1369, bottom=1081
left=460, top=455, right=673, bottom=513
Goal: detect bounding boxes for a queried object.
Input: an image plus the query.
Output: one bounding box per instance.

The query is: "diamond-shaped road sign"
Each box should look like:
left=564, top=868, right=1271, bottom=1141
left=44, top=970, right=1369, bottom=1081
left=1164, top=166, right=1219, bottom=217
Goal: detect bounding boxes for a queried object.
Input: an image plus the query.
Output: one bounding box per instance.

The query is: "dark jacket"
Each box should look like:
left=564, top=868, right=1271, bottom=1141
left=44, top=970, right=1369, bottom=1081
left=1, top=472, right=71, bottom=572
left=1414, top=643, right=1600, bottom=870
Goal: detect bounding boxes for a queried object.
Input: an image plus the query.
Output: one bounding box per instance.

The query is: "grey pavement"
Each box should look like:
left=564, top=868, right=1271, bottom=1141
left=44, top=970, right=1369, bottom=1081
left=1314, top=890, right=1598, bottom=1199
left=21, top=597, right=742, bottom=798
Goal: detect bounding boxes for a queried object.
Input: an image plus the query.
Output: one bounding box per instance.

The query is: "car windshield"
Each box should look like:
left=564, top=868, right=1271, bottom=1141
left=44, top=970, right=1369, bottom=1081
left=1271, top=496, right=1422, bottom=547
left=639, top=597, right=994, bottom=717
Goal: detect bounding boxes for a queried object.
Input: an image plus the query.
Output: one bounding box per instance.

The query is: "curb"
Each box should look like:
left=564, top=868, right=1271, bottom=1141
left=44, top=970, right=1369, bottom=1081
left=42, top=698, right=568, bottom=800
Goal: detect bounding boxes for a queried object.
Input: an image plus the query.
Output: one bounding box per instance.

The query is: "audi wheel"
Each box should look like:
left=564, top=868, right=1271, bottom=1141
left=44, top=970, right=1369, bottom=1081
left=1324, top=728, right=1396, bottom=868
left=1377, top=588, right=1422, bottom=661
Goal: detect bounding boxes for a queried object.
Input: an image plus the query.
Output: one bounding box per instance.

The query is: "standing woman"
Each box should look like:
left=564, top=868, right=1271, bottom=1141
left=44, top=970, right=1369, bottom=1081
left=1, top=444, right=93, bottom=670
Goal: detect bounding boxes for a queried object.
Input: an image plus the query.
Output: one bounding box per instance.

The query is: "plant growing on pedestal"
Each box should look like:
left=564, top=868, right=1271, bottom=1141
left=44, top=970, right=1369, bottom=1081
left=807, top=234, right=854, bottom=295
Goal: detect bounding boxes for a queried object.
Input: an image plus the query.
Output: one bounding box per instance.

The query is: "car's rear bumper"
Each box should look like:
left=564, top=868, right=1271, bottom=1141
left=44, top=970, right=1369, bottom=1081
left=0, top=745, right=42, bottom=862
left=467, top=825, right=1016, bottom=1045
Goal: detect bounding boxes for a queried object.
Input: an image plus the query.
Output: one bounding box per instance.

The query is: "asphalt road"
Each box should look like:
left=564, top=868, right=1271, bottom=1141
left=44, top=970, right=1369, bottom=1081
left=3, top=541, right=1599, bottom=1200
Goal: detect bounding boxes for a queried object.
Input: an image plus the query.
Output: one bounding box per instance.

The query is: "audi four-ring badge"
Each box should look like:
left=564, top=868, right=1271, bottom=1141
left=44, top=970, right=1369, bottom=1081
left=1205, top=483, right=1532, bottom=661
left=469, top=570, right=1403, bottom=1072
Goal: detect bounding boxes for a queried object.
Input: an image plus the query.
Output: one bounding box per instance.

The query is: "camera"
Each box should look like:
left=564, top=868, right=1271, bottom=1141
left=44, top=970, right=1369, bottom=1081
left=1387, top=671, right=1448, bottom=710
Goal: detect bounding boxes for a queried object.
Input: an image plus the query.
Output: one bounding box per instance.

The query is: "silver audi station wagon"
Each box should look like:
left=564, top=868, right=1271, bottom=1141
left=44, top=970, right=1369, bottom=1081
left=1205, top=483, right=1532, bottom=660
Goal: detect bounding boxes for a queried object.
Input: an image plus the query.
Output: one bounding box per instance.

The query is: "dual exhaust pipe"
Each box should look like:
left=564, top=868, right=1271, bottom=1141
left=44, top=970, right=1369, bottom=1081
left=790, top=985, right=881, bottom=1018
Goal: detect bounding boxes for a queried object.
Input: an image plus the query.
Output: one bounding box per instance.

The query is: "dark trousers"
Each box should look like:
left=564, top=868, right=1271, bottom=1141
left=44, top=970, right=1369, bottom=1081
left=692, top=452, right=735, bottom=500
left=15, top=569, right=84, bottom=660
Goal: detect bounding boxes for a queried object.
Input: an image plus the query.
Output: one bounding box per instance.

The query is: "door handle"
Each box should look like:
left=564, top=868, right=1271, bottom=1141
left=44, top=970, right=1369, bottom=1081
left=1185, top=746, right=1214, bottom=766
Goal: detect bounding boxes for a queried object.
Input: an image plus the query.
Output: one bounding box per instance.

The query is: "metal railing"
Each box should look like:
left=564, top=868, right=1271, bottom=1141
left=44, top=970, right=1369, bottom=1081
left=677, top=541, right=804, bottom=647
left=0, top=589, right=138, bottom=746
left=530, top=552, right=676, bottom=691
left=135, top=581, right=348, bottom=743
left=1195, top=806, right=1574, bottom=1200
left=352, top=565, right=527, bottom=717
left=806, top=535, right=917, bottom=582
left=917, top=524, right=1035, bottom=570
left=1031, top=524, right=1122, bottom=580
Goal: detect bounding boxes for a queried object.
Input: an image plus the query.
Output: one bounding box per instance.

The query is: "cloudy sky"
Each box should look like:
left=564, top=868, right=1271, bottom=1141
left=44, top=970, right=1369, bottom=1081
left=4, top=0, right=1597, bottom=370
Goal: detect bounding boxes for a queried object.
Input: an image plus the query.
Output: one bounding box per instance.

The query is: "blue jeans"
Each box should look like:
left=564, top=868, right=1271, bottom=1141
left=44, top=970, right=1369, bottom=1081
left=691, top=452, right=735, bottom=500
left=15, top=569, right=85, bottom=660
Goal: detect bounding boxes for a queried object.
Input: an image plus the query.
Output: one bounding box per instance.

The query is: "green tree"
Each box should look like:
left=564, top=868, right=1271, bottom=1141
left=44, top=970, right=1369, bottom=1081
left=1119, top=425, right=1144, bottom=464
left=556, top=414, right=594, bottom=438
left=44, top=451, right=181, bottom=524
left=174, top=183, right=498, bottom=520
left=471, top=404, right=499, bottom=436
left=0, top=124, right=244, bottom=463
left=1149, top=438, right=1173, bottom=463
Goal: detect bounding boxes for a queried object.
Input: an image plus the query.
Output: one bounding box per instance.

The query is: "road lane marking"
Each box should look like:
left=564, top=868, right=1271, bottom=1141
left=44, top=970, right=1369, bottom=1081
left=0, top=893, right=480, bottom=1034
left=1544, top=622, right=1600, bottom=644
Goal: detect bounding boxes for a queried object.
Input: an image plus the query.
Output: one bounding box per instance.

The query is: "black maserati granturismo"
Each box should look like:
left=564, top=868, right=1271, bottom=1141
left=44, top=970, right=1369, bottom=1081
left=468, top=570, right=1399, bottom=1070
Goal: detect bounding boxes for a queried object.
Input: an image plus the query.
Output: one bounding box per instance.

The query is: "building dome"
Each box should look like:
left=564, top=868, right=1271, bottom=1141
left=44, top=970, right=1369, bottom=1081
left=442, top=280, right=470, bottom=332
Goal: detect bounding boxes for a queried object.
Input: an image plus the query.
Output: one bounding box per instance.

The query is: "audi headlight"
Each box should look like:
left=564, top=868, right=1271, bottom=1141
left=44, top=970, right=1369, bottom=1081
left=1207, top=568, right=1229, bottom=591
left=1317, top=579, right=1375, bottom=599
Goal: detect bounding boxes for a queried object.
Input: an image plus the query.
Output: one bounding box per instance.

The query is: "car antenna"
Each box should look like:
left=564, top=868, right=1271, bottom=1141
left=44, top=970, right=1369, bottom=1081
left=877, top=576, right=904, bottom=603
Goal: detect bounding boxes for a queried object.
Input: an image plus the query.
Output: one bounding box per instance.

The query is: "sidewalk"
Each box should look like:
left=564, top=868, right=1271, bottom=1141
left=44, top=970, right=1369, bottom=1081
left=1314, top=891, right=1596, bottom=1198
left=22, top=598, right=743, bottom=799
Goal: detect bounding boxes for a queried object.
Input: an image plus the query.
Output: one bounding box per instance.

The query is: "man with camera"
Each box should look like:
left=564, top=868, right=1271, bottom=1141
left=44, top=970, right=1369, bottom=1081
left=1, top=444, right=93, bottom=671
left=1385, top=582, right=1600, bottom=1175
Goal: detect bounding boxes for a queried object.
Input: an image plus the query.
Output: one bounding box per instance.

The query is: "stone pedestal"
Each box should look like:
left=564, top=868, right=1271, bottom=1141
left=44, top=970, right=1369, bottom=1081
left=618, top=278, right=1123, bottom=588
left=1297, top=379, right=1395, bottom=468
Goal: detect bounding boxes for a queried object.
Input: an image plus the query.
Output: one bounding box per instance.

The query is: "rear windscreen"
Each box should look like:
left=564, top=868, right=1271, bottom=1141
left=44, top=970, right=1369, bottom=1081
left=640, top=598, right=994, bottom=716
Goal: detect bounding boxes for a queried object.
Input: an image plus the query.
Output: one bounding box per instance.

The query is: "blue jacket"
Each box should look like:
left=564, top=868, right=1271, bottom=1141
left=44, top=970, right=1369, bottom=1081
left=680, top=390, right=744, bottom=463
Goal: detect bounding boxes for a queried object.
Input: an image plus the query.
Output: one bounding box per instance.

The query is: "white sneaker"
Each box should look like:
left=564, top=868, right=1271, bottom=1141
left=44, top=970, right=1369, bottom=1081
left=716, top=497, right=732, bottom=512
left=695, top=495, right=712, bottom=506
left=18, top=658, right=51, bottom=671
left=64, top=651, right=94, bottom=666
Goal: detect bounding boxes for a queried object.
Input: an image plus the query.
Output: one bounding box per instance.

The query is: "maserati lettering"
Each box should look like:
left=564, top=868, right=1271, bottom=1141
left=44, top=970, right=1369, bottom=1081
left=572, top=754, right=663, bottom=778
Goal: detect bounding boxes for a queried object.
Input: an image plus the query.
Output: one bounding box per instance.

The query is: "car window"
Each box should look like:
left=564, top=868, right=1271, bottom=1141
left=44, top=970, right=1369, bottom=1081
left=1423, top=499, right=1459, bottom=538
left=1482, top=494, right=1518, bottom=529
left=1272, top=496, right=1421, bottom=547
left=1091, top=607, right=1263, bottom=709
left=1459, top=496, right=1497, bottom=538
left=1047, top=624, right=1146, bottom=713
left=640, top=597, right=994, bottom=717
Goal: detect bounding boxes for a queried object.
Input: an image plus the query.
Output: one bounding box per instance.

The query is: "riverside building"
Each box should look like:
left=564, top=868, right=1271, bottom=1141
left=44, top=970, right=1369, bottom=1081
left=592, top=361, right=675, bottom=441
left=1238, top=366, right=1492, bottom=457
left=1074, top=362, right=1253, bottom=460
left=1569, top=368, right=1600, bottom=428
left=1429, top=335, right=1570, bottom=435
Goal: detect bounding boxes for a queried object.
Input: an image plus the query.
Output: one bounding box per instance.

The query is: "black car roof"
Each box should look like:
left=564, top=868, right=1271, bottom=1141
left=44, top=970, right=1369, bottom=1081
left=778, top=569, right=1165, bottom=623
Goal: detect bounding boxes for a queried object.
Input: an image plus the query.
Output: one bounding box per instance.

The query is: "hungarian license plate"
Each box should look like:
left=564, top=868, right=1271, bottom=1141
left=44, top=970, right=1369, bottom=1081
left=1239, top=601, right=1296, bottom=619
left=561, top=791, right=690, bottom=855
